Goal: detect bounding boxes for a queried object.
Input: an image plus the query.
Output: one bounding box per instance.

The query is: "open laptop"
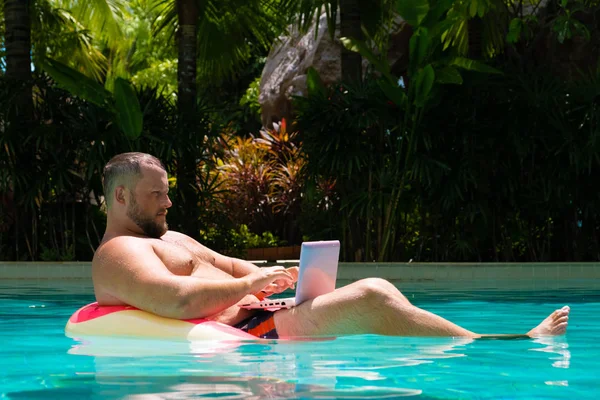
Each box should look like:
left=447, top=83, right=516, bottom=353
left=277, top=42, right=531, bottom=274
left=239, top=240, right=340, bottom=310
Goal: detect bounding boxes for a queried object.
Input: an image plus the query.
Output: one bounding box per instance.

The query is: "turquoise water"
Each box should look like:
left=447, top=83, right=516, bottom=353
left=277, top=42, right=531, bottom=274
left=1, top=279, right=599, bottom=399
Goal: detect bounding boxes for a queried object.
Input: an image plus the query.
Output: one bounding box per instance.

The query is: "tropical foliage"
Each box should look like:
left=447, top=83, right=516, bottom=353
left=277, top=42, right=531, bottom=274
left=295, top=0, right=600, bottom=261
left=0, top=0, right=599, bottom=261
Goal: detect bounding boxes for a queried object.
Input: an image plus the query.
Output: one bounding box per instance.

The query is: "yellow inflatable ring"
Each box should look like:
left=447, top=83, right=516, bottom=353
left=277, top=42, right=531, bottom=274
left=65, top=302, right=255, bottom=341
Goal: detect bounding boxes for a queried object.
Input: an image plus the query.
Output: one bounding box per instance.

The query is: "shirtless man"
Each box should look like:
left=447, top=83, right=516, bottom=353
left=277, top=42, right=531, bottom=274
left=93, top=152, right=570, bottom=339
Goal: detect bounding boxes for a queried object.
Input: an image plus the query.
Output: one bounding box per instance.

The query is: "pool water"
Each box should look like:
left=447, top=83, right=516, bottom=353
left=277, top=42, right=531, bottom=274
left=1, top=279, right=599, bottom=399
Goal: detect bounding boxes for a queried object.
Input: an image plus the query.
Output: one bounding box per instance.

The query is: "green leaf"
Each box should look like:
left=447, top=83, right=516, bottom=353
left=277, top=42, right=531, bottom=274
left=39, top=58, right=111, bottom=108
left=429, top=19, right=456, bottom=41
left=409, top=28, right=431, bottom=73
left=414, top=64, right=435, bottom=107
left=436, top=66, right=463, bottom=84
left=506, top=18, right=523, bottom=43
left=571, top=20, right=591, bottom=40
left=469, top=0, right=478, bottom=17
left=69, top=0, right=125, bottom=48
left=451, top=57, right=502, bottom=74
left=478, top=2, right=487, bottom=17
left=114, top=78, right=143, bottom=140
left=340, top=37, right=395, bottom=84
left=378, top=79, right=408, bottom=107
left=553, top=17, right=572, bottom=43
left=421, top=0, right=455, bottom=27
left=396, top=0, right=430, bottom=26
left=306, top=67, right=326, bottom=97
left=558, top=23, right=569, bottom=43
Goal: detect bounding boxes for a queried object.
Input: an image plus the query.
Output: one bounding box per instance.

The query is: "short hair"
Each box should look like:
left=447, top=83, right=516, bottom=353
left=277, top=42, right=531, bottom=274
left=102, top=152, right=165, bottom=209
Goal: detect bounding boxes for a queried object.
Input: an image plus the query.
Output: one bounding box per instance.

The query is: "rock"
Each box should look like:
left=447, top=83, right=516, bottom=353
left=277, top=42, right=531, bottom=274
left=259, top=12, right=411, bottom=128
left=259, top=13, right=338, bottom=128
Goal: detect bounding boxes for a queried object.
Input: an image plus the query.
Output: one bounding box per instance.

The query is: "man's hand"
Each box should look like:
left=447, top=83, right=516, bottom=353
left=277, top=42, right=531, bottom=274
left=260, top=266, right=299, bottom=296
left=244, top=266, right=295, bottom=295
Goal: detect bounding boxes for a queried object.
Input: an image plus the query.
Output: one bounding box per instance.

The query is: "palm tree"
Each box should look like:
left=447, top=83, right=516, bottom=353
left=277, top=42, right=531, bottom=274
left=2, top=0, right=127, bottom=98
left=3, top=0, right=33, bottom=116
left=1, top=0, right=129, bottom=259
left=2, top=0, right=33, bottom=260
left=3, top=0, right=31, bottom=80
left=176, top=0, right=198, bottom=118
left=147, top=0, right=289, bottom=235
left=152, top=0, right=287, bottom=117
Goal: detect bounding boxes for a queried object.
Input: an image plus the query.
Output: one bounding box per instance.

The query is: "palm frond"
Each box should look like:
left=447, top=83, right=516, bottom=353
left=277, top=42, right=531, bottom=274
left=33, top=1, right=108, bottom=81
left=196, top=1, right=282, bottom=80
left=277, top=0, right=328, bottom=32
left=59, top=0, right=126, bottom=47
left=277, top=0, right=396, bottom=49
left=150, top=0, right=177, bottom=39
left=442, top=17, right=470, bottom=55
left=152, top=0, right=288, bottom=82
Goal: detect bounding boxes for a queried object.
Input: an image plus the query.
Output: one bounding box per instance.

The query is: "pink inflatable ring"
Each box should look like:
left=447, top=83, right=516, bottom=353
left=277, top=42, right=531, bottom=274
left=65, top=302, right=255, bottom=341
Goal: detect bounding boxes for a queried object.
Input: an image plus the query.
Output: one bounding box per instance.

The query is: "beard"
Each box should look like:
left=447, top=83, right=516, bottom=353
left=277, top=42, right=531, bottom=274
left=126, top=195, right=168, bottom=238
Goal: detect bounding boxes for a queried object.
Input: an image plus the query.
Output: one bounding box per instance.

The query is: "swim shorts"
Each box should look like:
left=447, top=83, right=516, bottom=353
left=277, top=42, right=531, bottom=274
left=234, top=310, right=279, bottom=339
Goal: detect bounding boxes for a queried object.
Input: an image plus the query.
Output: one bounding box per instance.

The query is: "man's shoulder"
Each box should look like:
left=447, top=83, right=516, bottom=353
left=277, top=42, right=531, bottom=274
left=161, top=230, right=207, bottom=248
left=161, top=230, right=191, bottom=241
left=99, top=234, right=152, bottom=248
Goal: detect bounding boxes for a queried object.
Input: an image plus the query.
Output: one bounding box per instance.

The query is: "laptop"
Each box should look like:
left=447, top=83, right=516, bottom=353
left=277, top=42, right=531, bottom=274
left=239, top=240, right=340, bottom=310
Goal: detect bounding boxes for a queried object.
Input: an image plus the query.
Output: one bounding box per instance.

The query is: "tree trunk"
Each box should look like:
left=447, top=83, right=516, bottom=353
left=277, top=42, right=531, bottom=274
left=4, top=0, right=35, bottom=259
left=339, top=0, right=363, bottom=83
left=177, top=0, right=198, bottom=118
left=4, top=0, right=33, bottom=116
left=174, top=0, right=200, bottom=236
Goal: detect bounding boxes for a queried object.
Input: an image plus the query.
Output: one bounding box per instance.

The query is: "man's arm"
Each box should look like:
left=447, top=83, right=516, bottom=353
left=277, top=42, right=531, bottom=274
left=162, top=231, right=258, bottom=277
left=229, top=257, right=263, bottom=278
left=93, top=238, right=293, bottom=319
left=212, top=254, right=299, bottom=295
left=163, top=231, right=299, bottom=294
left=165, top=231, right=297, bottom=277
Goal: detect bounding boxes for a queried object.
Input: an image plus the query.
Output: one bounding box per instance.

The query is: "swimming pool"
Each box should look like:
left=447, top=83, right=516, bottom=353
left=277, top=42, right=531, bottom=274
left=1, top=279, right=598, bottom=399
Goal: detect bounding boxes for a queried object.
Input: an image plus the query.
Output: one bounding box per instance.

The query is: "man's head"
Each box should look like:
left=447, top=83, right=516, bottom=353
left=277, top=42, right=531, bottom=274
left=103, top=152, right=171, bottom=238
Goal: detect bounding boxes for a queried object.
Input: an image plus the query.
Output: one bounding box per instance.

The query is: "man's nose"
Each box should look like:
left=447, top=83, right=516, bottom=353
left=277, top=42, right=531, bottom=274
left=164, top=195, right=173, bottom=208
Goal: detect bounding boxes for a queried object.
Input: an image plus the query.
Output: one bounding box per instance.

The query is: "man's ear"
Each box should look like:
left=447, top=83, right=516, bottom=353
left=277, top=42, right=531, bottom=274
left=115, top=186, right=127, bottom=205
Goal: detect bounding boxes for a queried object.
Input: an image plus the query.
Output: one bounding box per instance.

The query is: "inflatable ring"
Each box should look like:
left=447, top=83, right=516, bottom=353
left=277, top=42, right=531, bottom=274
left=65, top=302, right=255, bottom=341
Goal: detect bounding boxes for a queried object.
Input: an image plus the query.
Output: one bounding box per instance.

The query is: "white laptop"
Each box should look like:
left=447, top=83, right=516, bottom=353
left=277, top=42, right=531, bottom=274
left=239, top=240, right=340, bottom=310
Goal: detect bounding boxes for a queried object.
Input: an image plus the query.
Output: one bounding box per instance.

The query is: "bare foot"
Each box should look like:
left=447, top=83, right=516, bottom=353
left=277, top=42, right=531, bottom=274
left=527, top=306, right=570, bottom=337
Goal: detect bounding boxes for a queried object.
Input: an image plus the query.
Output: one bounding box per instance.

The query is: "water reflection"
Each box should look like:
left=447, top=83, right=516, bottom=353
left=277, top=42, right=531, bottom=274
left=531, top=336, right=571, bottom=369
left=59, top=330, right=586, bottom=399
left=10, top=374, right=425, bottom=399
left=62, top=335, right=487, bottom=398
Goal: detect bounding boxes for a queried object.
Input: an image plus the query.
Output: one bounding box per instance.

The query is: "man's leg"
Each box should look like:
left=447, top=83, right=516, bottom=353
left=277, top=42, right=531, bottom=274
left=273, top=278, right=570, bottom=338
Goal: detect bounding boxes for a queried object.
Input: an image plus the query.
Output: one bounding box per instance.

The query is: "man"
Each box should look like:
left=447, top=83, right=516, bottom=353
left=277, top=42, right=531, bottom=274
left=93, top=152, right=570, bottom=339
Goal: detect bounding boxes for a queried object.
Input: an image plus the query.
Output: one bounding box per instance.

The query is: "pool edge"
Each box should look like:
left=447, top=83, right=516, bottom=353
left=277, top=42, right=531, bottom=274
left=1, top=261, right=599, bottom=281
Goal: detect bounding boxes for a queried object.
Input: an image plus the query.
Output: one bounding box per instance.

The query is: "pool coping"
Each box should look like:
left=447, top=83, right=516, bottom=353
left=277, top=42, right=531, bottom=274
left=1, top=261, right=599, bottom=281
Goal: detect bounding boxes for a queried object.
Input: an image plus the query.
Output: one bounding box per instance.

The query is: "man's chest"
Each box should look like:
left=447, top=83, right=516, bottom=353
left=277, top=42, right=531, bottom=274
left=151, top=239, right=215, bottom=276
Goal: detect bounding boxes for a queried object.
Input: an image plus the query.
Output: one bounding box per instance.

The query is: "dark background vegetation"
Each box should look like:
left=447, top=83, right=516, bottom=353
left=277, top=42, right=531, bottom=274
left=1, top=0, right=599, bottom=262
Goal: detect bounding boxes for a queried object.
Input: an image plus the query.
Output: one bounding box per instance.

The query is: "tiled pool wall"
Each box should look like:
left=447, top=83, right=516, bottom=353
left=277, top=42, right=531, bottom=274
left=1, top=262, right=600, bottom=284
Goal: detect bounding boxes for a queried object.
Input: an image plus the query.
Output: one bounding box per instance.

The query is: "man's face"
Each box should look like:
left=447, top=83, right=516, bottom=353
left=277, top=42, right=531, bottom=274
left=125, top=165, right=172, bottom=238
